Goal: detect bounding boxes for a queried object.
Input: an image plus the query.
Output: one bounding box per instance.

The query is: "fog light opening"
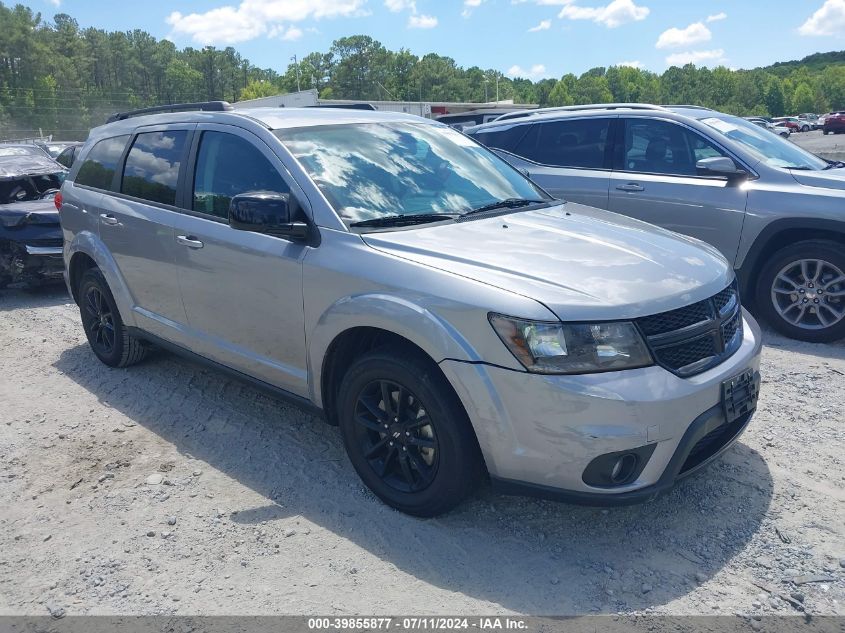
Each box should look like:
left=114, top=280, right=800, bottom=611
left=610, top=453, right=638, bottom=484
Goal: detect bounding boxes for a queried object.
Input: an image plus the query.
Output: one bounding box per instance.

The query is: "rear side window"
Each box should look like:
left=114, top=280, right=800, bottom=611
left=56, top=147, right=75, bottom=168
left=121, top=130, right=187, bottom=206
left=75, top=136, right=129, bottom=190
left=514, top=118, right=611, bottom=169
left=192, top=131, right=289, bottom=219
left=471, top=124, right=531, bottom=153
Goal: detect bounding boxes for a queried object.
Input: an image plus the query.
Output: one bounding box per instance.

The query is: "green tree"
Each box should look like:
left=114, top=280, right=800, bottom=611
left=239, top=79, right=279, bottom=101
left=764, top=81, right=786, bottom=116
left=791, top=82, right=815, bottom=113
left=547, top=74, right=575, bottom=106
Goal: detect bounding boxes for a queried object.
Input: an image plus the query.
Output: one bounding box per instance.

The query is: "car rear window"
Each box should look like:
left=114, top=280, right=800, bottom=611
left=470, top=124, right=531, bottom=153
left=75, top=136, right=129, bottom=190
left=513, top=118, right=611, bottom=169
left=121, top=131, right=187, bottom=206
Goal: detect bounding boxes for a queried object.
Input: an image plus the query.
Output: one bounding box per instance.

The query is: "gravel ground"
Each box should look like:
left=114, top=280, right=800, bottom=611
left=1, top=285, right=843, bottom=619
left=789, top=129, right=845, bottom=161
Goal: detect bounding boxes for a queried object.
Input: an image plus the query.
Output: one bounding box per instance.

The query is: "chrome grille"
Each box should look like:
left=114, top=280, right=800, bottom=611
left=637, top=281, right=742, bottom=377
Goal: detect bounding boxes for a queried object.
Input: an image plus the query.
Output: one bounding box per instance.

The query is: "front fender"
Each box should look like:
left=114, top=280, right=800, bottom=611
left=67, top=230, right=137, bottom=327
left=307, top=292, right=489, bottom=407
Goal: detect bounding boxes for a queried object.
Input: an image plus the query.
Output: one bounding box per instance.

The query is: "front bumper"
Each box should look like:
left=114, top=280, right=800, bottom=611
left=439, top=309, right=763, bottom=503
left=1, top=240, right=65, bottom=285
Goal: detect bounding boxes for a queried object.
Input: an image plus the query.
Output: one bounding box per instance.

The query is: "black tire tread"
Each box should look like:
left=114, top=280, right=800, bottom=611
left=79, top=267, right=148, bottom=367
left=337, top=347, right=484, bottom=517
left=755, top=239, right=845, bottom=343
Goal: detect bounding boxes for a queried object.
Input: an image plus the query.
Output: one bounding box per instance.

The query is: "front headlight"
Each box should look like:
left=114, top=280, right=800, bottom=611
left=489, top=314, right=653, bottom=374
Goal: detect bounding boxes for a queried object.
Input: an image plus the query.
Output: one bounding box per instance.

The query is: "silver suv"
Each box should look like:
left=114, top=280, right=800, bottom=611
left=60, top=102, right=762, bottom=516
left=468, top=104, right=845, bottom=342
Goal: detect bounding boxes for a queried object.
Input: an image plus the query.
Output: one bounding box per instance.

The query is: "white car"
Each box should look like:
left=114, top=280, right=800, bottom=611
left=772, top=123, right=791, bottom=138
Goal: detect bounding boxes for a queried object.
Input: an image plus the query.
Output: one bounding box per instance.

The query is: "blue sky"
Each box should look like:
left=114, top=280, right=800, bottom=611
left=35, top=0, right=845, bottom=79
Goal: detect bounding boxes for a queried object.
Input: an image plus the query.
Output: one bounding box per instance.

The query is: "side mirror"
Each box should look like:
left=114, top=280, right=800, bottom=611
left=696, top=156, right=746, bottom=181
left=228, top=191, right=309, bottom=240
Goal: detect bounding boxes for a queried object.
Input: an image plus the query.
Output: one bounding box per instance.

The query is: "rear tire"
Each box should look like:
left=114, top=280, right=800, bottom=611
left=755, top=240, right=845, bottom=343
left=337, top=349, right=484, bottom=516
left=78, top=268, right=148, bottom=367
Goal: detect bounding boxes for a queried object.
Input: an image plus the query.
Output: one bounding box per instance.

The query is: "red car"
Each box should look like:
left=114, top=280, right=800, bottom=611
left=823, top=111, right=845, bottom=135
left=773, top=117, right=802, bottom=131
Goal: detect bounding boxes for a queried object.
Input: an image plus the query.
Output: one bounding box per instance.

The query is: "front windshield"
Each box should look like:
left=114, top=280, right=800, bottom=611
left=276, top=122, right=547, bottom=224
left=700, top=116, right=828, bottom=171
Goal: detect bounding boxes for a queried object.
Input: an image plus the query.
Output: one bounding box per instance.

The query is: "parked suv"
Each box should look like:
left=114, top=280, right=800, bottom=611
left=823, top=111, right=845, bottom=135
left=468, top=104, right=845, bottom=342
left=61, top=103, right=762, bottom=516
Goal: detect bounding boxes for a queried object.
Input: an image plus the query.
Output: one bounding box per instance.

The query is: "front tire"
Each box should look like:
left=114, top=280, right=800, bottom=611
left=755, top=241, right=845, bottom=343
left=337, top=349, right=484, bottom=516
left=78, top=268, right=148, bottom=367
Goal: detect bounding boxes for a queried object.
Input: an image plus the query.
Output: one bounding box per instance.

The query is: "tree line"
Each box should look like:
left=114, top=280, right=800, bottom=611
left=2, top=2, right=845, bottom=140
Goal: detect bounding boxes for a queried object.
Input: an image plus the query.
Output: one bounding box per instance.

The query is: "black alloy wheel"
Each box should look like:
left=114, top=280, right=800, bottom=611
left=83, top=285, right=116, bottom=356
left=352, top=379, right=439, bottom=493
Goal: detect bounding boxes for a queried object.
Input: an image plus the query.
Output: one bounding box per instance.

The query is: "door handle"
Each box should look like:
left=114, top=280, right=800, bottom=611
left=616, top=183, right=645, bottom=192
left=99, top=213, right=119, bottom=225
left=176, top=235, right=204, bottom=249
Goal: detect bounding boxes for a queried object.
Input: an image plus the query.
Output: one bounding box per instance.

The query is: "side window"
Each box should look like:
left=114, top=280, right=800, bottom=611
left=621, top=119, right=728, bottom=176
left=75, top=136, right=129, bottom=190
left=56, top=147, right=74, bottom=168
left=513, top=118, right=611, bottom=169
left=121, top=130, right=187, bottom=206
left=192, top=131, right=289, bottom=219
left=471, top=124, right=531, bottom=153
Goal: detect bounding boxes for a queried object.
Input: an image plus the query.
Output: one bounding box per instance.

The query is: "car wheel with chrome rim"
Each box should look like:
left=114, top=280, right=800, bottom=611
left=756, top=240, right=845, bottom=342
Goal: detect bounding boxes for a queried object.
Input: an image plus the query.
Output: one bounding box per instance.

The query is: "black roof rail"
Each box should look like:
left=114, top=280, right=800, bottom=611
left=107, top=101, right=233, bottom=123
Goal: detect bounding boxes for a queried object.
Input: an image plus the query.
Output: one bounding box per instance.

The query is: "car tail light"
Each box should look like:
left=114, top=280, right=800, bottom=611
left=54, top=191, right=63, bottom=212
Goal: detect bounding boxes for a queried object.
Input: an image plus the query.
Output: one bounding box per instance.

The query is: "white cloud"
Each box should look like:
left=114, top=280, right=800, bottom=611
left=462, top=0, right=485, bottom=18
left=408, top=13, right=438, bottom=28
left=558, top=0, right=650, bottom=28
left=166, top=0, right=366, bottom=45
left=706, top=12, right=726, bottom=22
left=506, top=64, right=547, bottom=79
left=799, top=0, right=845, bottom=36
left=616, top=60, right=643, bottom=68
left=528, top=19, right=552, bottom=31
left=48, top=0, right=61, bottom=6
left=385, top=0, right=415, bottom=12
left=665, top=48, right=727, bottom=66
left=281, top=26, right=303, bottom=40
left=656, top=22, right=711, bottom=49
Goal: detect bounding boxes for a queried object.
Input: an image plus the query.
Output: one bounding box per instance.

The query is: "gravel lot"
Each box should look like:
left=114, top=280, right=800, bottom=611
left=1, top=285, right=844, bottom=619
left=790, top=129, right=845, bottom=161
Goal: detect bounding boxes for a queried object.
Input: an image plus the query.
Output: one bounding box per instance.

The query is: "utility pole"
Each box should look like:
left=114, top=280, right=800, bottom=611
left=291, top=54, right=301, bottom=92
left=496, top=72, right=500, bottom=104
left=484, top=77, right=488, bottom=104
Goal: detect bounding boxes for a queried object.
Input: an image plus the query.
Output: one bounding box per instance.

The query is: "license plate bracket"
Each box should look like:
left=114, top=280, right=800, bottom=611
left=721, top=368, right=758, bottom=424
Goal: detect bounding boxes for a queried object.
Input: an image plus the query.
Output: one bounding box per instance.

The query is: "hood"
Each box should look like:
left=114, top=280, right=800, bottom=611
left=362, top=203, right=733, bottom=321
left=789, top=168, right=845, bottom=192
left=0, top=200, right=60, bottom=228
left=0, top=154, right=66, bottom=180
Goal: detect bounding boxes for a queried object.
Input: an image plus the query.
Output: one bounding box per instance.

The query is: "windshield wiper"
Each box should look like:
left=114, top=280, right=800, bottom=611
left=824, top=160, right=845, bottom=170
left=461, top=197, right=547, bottom=218
left=349, top=213, right=459, bottom=228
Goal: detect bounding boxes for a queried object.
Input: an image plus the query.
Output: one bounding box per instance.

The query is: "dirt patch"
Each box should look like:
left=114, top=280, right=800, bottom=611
left=1, top=286, right=843, bottom=617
